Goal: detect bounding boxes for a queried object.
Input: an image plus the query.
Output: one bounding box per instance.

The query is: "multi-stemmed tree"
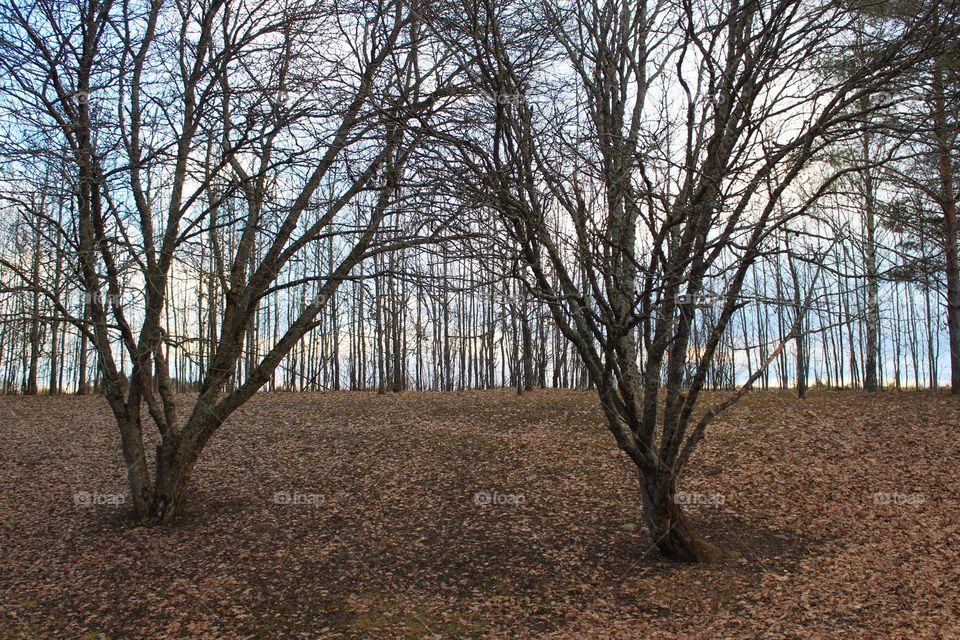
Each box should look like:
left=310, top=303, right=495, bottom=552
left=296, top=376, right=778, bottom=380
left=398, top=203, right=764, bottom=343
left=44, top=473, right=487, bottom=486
left=0, top=0, right=452, bottom=521
left=432, top=0, right=945, bottom=560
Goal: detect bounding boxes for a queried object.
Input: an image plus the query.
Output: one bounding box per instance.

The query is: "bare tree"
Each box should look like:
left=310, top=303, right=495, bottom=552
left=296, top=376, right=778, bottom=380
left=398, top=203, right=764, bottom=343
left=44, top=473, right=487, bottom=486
left=431, top=0, right=943, bottom=561
left=0, top=0, right=452, bottom=521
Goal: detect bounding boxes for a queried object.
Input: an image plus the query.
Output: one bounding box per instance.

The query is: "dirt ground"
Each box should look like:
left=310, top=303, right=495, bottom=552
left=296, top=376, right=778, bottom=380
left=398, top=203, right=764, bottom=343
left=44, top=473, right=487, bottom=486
left=0, top=389, right=958, bottom=639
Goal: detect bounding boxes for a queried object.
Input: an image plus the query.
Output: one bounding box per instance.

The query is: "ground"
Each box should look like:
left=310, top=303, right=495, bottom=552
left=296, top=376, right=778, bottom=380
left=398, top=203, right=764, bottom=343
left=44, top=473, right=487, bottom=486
left=0, top=389, right=958, bottom=639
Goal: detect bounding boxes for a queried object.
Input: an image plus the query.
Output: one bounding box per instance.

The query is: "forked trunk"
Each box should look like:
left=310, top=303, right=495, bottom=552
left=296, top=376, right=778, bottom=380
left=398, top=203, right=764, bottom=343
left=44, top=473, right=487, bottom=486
left=150, top=439, right=199, bottom=524
left=641, top=483, right=724, bottom=563
left=117, top=413, right=153, bottom=520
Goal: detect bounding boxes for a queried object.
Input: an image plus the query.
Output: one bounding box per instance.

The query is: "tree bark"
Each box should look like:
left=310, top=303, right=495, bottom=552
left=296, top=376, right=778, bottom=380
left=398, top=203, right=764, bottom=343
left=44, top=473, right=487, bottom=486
left=932, top=62, right=960, bottom=394
left=640, top=479, right=723, bottom=563
left=150, top=437, right=199, bottom=524
left=862, top=127, right=881, bottom=393
left=521, top=293, right=534, bottom=393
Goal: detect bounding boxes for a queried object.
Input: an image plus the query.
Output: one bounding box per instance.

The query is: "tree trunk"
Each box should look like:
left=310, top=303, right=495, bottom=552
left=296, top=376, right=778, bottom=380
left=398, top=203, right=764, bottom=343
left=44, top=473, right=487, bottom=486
left=640, top=480, right=723, bottom=563
left=77, top=306, right=90, bottom=395
left=860, top=114, right=881, bottom=393
left=932, top=63, right=960, bottom=394
left=521, top=303, right=534, bottom=392
left=26, top=239, right=42, bottom=395
left=150, top=437, right=200, bottom=524
left=115, top=409, right=153, bottom=520
left=786, top=243, right=807, bottom=398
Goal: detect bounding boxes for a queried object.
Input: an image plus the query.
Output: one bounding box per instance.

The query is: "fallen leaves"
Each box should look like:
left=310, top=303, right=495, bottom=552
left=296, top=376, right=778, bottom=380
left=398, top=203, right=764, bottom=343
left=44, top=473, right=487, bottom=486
left=0, top=390, right=957, bottom=638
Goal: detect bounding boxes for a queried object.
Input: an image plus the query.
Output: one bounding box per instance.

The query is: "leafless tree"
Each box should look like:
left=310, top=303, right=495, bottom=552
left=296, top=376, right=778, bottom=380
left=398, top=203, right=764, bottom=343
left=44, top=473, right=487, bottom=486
left=429, top=0, right=945, bottom=561
left=0, top=0, right=454, bottom=521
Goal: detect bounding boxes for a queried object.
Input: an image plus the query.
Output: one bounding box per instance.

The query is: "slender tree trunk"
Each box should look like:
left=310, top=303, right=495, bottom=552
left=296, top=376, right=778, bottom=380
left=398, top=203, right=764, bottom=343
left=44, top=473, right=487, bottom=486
left=925, top=282, right=937, bottom=389
left=26, top=234, right=42, bottom=395
left=862, top=130, right=881, bottom=392
left=787, top=248, right=807, bottom=399
left=933, top=63, right=960, bottom=394
left=521, top=291, right=534, bottom=392
left=77, top=298, right=90, bottom=395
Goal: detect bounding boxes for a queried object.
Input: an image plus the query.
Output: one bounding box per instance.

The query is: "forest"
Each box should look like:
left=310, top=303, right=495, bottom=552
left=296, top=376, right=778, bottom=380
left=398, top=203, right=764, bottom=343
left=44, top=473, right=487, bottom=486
left=0, top=0, right=958, bottom=637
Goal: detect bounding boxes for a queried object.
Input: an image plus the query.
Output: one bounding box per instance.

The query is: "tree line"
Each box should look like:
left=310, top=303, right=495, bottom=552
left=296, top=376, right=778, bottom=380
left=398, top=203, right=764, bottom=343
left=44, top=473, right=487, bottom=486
left=0, top=213, right=951, bottom=395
